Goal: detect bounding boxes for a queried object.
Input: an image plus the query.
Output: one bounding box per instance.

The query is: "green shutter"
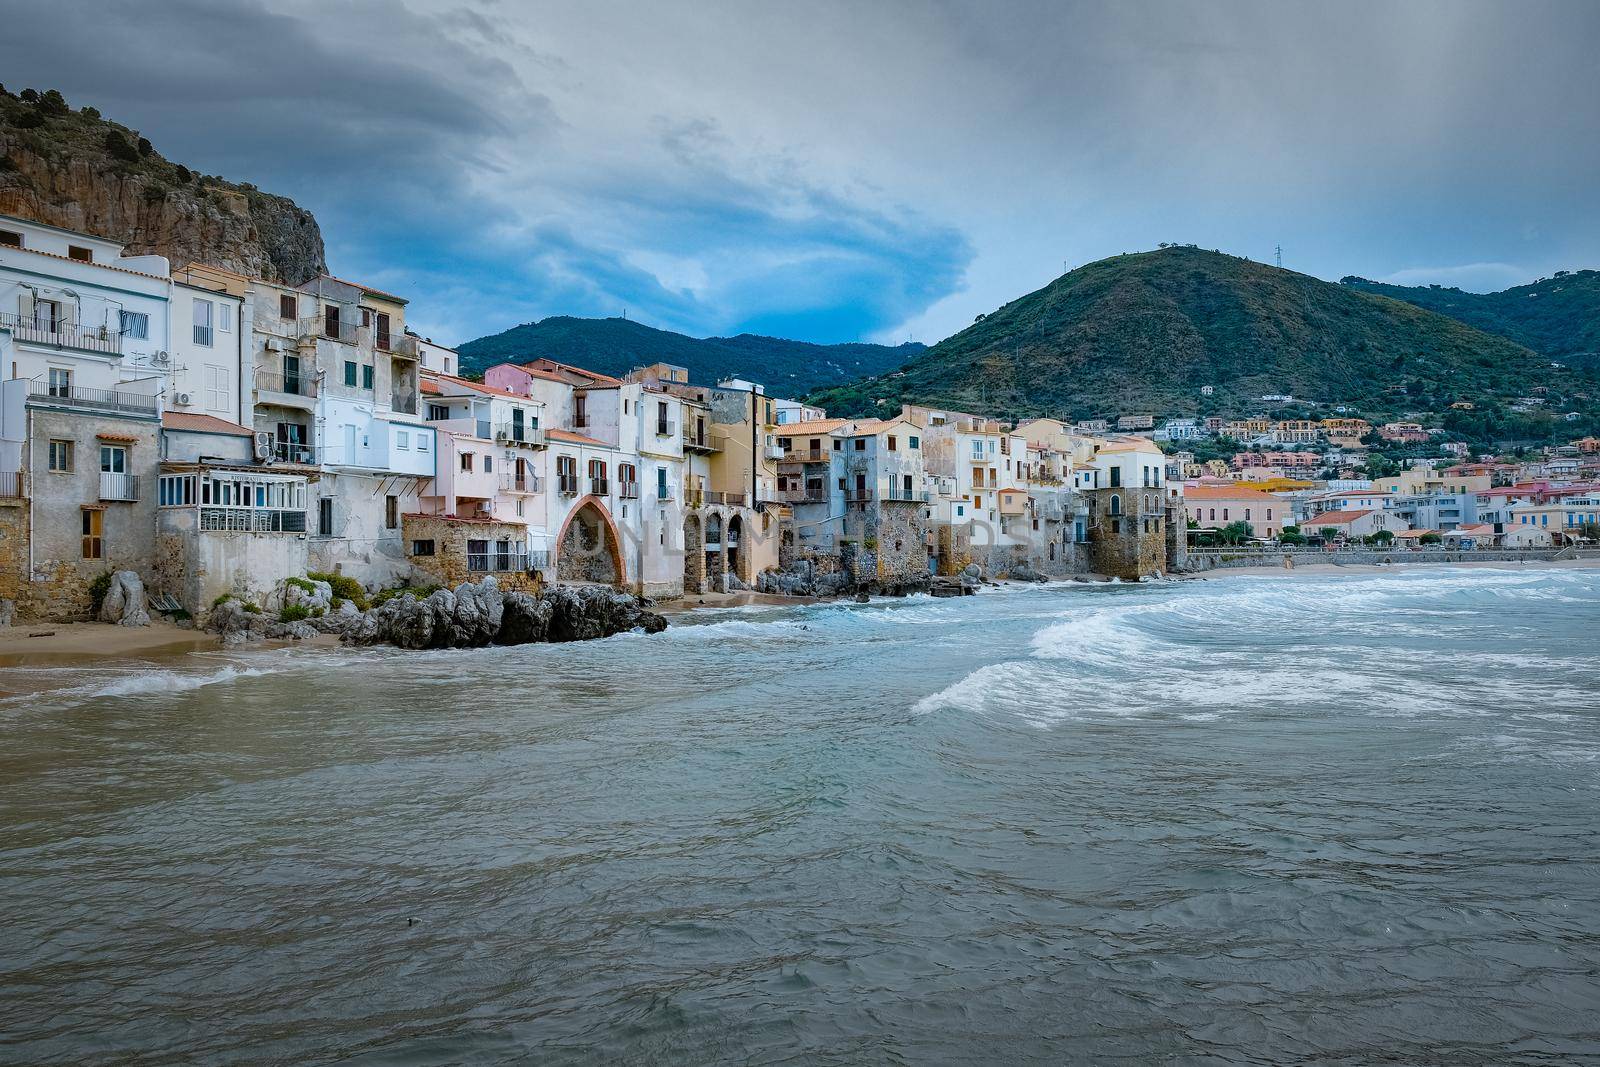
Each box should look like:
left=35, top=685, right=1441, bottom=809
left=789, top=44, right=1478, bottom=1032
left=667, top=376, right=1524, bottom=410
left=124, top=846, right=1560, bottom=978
left=344, top=361, right=356, bottom=387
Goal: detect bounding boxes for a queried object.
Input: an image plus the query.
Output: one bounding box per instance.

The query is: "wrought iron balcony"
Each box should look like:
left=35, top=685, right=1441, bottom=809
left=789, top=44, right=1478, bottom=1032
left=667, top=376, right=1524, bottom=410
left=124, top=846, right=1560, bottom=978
left=619, top=480, right=639, bottom=499
left=0, top=311, right=122, bottom=356
left=255, top=371, right=318, bottom=398
left=590, top=477, right=610, bottom=496
left=558, top=474, right=580, bottom=496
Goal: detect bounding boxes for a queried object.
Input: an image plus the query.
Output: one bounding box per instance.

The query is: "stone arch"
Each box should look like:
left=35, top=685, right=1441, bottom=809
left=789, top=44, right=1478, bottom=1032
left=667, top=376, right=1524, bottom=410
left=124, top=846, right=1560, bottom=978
left=727, top=512, right=751, bottom=584
left=702, top=509, right=727, bottom=586
left=556, top=496, right=625, bottom=585
left=682, top=512, right=705, bottom=592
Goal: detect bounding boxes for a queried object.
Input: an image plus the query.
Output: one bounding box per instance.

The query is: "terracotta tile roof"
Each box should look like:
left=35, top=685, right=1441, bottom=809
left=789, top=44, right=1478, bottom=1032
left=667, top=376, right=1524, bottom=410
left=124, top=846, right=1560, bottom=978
left=421, top=379, right=445, bottom=395
left=1303, top=509, right=1375, bottom=525
left=546, top=428, right=611, bottom=446
left=321, top=274, right=409, bottom=304
left=520, top=357, right=624, bottom=386
left=427, top=372, right=535, bottom=402
left=779, top=418, right=848, bottom=435
left=162, top=412, right=253, bottom=436
left=95, top=432, right=142, bottom=443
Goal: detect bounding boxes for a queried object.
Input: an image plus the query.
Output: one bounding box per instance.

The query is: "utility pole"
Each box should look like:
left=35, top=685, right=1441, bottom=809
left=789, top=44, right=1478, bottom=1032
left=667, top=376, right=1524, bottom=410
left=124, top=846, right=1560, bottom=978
left=1275, top=245, right=1283, bottom=270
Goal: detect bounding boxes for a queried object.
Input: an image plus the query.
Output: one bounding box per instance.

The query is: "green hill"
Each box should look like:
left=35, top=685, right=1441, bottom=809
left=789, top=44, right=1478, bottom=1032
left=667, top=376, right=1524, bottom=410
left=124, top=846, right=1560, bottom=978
left=456, top=316, right=922, bottom=393
left=810, top=247, right=1594, bottom=423
left=1340, top=272, right=1600, bottom=370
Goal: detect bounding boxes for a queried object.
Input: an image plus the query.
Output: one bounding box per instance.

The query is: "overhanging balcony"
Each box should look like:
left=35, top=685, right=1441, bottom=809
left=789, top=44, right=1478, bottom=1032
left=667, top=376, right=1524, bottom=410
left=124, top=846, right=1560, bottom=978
left=494, top=423, right=546, bottom=448
left=28, top=382, right=158, bottom=416
left=682, top=427, right=722, bottom=453
left=1, top=311, right=123, bottom=356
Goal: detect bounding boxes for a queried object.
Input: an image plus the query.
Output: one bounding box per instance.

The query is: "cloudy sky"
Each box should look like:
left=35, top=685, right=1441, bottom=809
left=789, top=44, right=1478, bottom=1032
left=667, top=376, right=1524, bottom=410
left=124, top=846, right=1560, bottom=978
left=5, top=0, right=1598, bottom=348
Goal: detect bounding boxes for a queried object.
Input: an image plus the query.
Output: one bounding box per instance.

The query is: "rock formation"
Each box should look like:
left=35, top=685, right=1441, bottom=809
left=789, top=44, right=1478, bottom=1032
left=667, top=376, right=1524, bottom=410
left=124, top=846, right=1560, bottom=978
left=343, top=578, right=667, bottom=650
left=98, top=571, right=151, bottom=627
left=0, top=89, right=325, bottom=283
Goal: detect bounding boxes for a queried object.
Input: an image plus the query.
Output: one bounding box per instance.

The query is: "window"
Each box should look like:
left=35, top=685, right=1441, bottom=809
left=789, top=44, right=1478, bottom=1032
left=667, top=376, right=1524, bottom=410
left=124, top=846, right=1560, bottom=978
left=1109, top=466, right=1122, bottom=488
left=119, top=310, right=149, bottom=339
left=361, top=364, right=373, bottom=390
left=1222, top=508, right=1230, bottom=520
left=219, top=303, right=233, bottom=333
left=427, top=403, right=449, bottom=421
left=33, top=298, right=60, bottom=331
left=833, top=439, right=842, bottom=450
left=854, top=439, right=866, bottom=451
left=159, top=474, right=196, bottom=506
left=193, top=299, right=214, bottom=346
left=888, top=435, right=898, bottom=451
left=280, top=293, right=297, bottom=319
left=909, top=435, right=920, bottom=449
left=48, top=367, right=72, bottom=397
left=100, top=445, right=128, bottom=475
left=411, top=539, right=436, bottom=556
left=318, top=498, right=334, bottom=536
left=324, top=304, right=341, bottom=339
left=483, top=454, right=493, bottom=473
left=344, top=361, right=357, bottom=387
left=68, top=245, right=93, bottom=263
left=206, top=365, right=228, bottom=411
left=48, top=439, right=73, bottom=472
left=443, top=356, right=452, bottom=375
left=461, top=452, right=474, bottom=472
left=385, top=495, right=399, bottom=529
left=81, top=509, right=103, bottom=560
left=396, top=430, right=410, bottom=451
left=417, top=433, right=430, bottom=453
left=375, top=312, right=391, bottom=350
left=0, top=229, right=21, bottom=248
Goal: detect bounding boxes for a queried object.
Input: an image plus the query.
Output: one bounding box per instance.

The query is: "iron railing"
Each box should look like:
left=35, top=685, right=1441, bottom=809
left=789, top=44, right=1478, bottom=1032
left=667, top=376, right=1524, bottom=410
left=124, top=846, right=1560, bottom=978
left=590, top=477, right=610, bottom=496
left=267, top=441, right=318, bottom=465
left=0, top=311, right=122, bottom=355
left=500, top=472, right=544, bottom=494
left=558, top=474, right=580, bottom=496
left=884, top=487, right=930, bottom=503
left=656, top=487, right=675, bottom=503
left=255, top=371, right=318, bottom=398
left=199, top=507, right=307, bottom=532
left=99, top=472, right=139, bottom=501
left=619, top=481, right=639, bottom=499
left=28, top=381, right=158, bottom=415
left=682, top=427, right=722, bottom=451
left=0, top=470, right=22, bottom=499
left=494, top=423, right=546, bottom=447
left=467, top=551, right=548, bottom=573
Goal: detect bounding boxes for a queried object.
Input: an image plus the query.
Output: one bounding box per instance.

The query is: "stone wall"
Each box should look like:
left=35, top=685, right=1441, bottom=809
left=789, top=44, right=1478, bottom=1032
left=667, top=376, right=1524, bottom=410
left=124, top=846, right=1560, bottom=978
left=1084, top=487, right=1169, bottom=579
left=403, top=514, right=539, bottom=594
left=0, top=498, right=26, bottom=607
left=155, top=510, right=309, bottom=614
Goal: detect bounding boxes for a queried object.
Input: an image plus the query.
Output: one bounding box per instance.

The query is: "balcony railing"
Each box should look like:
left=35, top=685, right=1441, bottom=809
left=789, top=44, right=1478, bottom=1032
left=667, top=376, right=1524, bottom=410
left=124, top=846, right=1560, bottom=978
left=199, top=507, right=307, bottom=532
left=99, top=472, right=139, bottom=502
left=494, top=423, right=546, bottom=448
left=500, top=472, right=543, bottom=494
left=558, top=474, right=580, bottom=496
left=682, top=428, right=722, bottom=452
left=266, top=441, right=318, bottom=465
left=762, top=443, right=786, bottom=460
left=0, top=470, right=22, bottom=499
left=702, top=490, right=748, bottom=507
left=780, top=488, right=828, bottom=504
left=0, top=311, right=122, bottom=356
left=590, top=477, right=610, bottom=496
left=656, top=487, right=675, bottom=503
left=301, top=315, right=360, bottom=345
left=467, top=551, right=534, bottom=574
left=619, top=481, right=639, bottom=499
left=844, top=488, right=873, bottom=504
left=573, top=413, right=590, bottom=429
left=255, top=371, right=318, bottom=398
left=884, top=487, right=930, bottom=503
left=28, top=382, right=158, bottom=416
left=655, top=420, right=677, bottom=438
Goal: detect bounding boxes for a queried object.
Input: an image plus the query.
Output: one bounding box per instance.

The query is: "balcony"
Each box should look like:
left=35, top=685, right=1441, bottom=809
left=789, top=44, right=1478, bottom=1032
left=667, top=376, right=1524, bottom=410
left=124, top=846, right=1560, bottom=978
left=844, top=488, right=873, bottom=505
left=619, top=481, right=639, bottom=499
left=682, top=427, right=722, bottom=453
left=494, top=423, right=546, bottom=448
left=255, top=371, right=318, bottom=409
left=467, top=551, right=538, bottom=574
left=263, top=439, right=318, bottom=465
left=884, top=487, right=930, bottom=503
left=558, top=474, right=580, bottom=496
left=301, top=315, right=359, bottom=345
left=780, top=487, right=827, bottom=504
left=0, top=470, right=22, bottom=500
left=655, top=420, right=677, bottom=439
left=573, top=412, right=590, bottom=429
left=656, top=486, right=675, bottom=503
left=99, top=472, right=139, bottom=502
left=762, top=443, right=785, bottom=460
left=703, top=490, right=748, bottom=507
left=0, top=311, right=122, bottom=356
left=28, top=382, right=158, bottom=416
left=199, top=507, right=307, bottom=532
left=500, top=471, right=543, bottom=494
left=590, top=477, right=610, bottom=496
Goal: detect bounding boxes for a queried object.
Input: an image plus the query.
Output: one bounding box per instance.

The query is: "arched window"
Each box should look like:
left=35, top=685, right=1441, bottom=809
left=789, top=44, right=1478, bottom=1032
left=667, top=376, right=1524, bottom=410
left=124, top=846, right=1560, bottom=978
left=1109, top=494, right=1122, bottom=516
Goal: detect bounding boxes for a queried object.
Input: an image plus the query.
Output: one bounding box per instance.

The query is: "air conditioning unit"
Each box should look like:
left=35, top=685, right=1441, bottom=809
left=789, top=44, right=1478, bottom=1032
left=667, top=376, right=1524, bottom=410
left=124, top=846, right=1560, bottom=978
left=174, top=391, right=193, bottom=406
left=254, top=432, right=276, bottom=463
left=265, top=338, right=284, bottom=352
left=150, top=350, right=171, bottom=366
left=495, top=430, right=509, bottom=443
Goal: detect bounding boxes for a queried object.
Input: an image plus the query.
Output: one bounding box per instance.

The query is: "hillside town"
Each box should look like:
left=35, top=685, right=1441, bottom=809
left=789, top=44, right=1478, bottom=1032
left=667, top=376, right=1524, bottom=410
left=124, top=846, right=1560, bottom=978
left=1, top=211, right=1596, bottom=625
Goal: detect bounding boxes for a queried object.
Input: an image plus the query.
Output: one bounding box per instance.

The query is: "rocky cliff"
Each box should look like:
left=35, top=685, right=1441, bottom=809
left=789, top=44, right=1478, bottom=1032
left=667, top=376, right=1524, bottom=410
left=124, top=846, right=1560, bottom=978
left=0, top=87, right=325, bottom=283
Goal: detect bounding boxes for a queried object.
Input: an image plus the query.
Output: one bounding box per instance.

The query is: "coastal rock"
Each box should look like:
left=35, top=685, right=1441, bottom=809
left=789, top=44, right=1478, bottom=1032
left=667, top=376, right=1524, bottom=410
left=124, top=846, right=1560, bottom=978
left=266, top=620, right=319, bottom=641
left=98, top=571, right=151, bottom=627
left=345, top=578, right=661, bottom=649
left=1005, top=563, right=1048, bottom=583
left=206, top=598, right=268, bottom=648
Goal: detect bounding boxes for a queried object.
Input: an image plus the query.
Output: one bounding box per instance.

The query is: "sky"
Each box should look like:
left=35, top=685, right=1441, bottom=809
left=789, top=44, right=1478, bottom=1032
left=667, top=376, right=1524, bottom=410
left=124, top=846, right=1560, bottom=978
left=4, top=0, right=1598, bottom=350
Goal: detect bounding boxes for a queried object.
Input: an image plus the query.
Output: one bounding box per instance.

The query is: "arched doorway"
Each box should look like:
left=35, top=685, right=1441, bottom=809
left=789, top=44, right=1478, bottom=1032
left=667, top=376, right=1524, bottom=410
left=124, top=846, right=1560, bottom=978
left=556, top=498, right=625, bottom=585
left=704, top=511, right=726, bottom=585
left=682, top=513, right=705, bottom=592
left=727, top=513, right=749, bottom=584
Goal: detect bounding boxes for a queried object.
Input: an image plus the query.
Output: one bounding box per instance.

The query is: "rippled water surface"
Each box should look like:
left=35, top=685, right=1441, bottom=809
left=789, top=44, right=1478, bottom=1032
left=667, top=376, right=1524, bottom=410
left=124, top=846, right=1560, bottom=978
left=3, top=567, right=1600, bottom=1065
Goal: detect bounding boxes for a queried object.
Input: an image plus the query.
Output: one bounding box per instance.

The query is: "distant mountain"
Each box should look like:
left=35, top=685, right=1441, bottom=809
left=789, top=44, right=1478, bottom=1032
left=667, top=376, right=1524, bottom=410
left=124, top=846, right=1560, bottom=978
left=810, top=246, right=1592, bottom=423
left=457, top=315, right=923, bottom=394
left=0, top=87, right=325, bottom=283
left=1341, top=272, right=1600, bottom=370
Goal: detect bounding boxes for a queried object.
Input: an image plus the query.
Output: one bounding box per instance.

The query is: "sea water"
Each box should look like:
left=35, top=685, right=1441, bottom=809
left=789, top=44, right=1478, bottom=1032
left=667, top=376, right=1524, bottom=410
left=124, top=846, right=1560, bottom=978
left=2, top=567, right=1598, bottom=1064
